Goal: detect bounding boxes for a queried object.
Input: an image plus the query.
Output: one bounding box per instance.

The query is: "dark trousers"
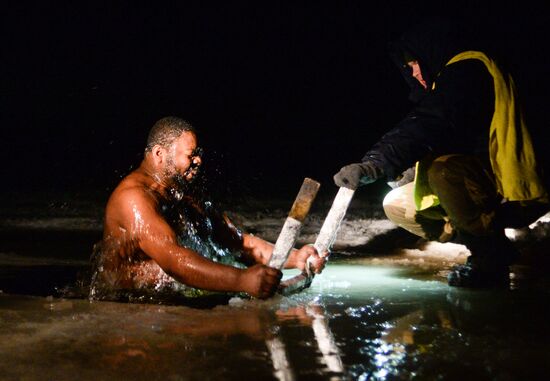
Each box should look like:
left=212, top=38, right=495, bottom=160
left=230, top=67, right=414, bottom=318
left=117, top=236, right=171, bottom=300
left=426, top=154, right=547, bottom=236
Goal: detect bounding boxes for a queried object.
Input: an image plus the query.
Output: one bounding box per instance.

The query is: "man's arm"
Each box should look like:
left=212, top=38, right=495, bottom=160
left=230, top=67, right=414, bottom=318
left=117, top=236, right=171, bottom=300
left=113, top=189, right=282, bottom=298
left=241, top=233, right=326, bottom=274
left=363, top=61, right=494, bottom=181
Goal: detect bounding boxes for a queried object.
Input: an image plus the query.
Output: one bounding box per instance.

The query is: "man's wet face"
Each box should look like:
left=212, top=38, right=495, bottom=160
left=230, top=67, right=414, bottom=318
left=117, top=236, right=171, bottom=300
left=164, top=132, right=202, bottom=190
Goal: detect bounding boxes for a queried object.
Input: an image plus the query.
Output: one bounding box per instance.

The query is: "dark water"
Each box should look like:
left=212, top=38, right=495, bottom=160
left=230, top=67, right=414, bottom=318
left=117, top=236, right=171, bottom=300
left=1, top=205, right=550, bottom=380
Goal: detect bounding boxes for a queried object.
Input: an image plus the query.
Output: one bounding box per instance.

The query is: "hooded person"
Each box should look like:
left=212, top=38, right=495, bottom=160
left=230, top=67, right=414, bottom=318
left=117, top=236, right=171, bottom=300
left=334, top=19, right=549, bottom=287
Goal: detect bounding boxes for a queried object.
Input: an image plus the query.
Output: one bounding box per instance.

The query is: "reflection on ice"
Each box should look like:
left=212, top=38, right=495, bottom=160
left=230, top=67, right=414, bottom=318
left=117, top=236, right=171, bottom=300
left=2, top=202, right=550, bottom=380
left=372, top=339, right=407, bottom=380
left=307, top=304, right=344, bottom=374
left=1, top=249, right=550, bottom=381
left=266, top=336, right=295, bottom=381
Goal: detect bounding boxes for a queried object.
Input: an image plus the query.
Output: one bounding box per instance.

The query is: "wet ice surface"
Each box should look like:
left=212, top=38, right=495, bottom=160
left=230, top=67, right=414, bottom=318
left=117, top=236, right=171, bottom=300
left=1, top=263, right=549, bottom=380
left=1, top=198, right=550, bottom=380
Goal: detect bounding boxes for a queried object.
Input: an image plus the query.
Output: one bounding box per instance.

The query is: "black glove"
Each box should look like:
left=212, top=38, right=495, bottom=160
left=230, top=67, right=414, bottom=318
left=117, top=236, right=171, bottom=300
left=333, top=162, right=383, bottom=189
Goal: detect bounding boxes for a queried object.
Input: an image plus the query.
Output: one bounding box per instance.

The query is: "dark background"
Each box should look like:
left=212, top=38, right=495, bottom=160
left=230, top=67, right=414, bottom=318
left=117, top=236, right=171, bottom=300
left=2, top=1, right=549, bottom=207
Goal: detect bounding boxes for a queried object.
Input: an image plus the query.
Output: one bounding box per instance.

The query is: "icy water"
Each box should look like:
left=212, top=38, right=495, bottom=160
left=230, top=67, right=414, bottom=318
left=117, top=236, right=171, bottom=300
left=1, top=197, right=550, bottom=380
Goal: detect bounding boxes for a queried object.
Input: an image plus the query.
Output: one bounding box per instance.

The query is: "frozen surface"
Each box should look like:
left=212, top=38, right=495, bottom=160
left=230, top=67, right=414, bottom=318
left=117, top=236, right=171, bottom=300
left=1, top=261, right=549, bottom=380
left=1, top=198, right=550, bottom=380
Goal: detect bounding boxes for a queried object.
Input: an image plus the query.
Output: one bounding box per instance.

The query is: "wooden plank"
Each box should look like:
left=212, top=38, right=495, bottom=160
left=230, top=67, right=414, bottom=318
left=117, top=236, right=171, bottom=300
left=278, top=187, right=355, bottom=295
left=267, top=178, right=320, bottom=270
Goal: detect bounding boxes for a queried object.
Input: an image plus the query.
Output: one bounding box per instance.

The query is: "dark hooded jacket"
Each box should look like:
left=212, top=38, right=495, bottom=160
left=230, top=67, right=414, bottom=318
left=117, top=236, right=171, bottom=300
left=363, top=21, right=495, bottom=180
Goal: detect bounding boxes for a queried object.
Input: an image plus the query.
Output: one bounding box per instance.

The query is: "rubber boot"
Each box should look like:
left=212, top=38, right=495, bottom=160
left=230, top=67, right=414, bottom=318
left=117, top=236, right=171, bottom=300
left=447, top=230, right=516, bottom=288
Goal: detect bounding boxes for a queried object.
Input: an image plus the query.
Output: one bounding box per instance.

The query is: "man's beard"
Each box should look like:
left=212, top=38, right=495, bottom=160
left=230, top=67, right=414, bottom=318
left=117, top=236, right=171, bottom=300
left=164, top=160, right=200, bottom=200
left=162, top=172, right=188, bottom=202
left=171, top=172, right=190, bottom=188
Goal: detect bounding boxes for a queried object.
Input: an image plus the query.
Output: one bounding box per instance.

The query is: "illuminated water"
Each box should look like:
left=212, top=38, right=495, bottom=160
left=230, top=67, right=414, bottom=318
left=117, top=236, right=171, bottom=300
left=1, top=261, right=549, bottom=380
left=1, top=200, right=550, bottom=380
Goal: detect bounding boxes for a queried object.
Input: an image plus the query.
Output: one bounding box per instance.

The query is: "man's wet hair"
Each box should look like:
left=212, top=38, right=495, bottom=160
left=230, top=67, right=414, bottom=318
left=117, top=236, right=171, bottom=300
left=145, top=116, right=196, bottom=152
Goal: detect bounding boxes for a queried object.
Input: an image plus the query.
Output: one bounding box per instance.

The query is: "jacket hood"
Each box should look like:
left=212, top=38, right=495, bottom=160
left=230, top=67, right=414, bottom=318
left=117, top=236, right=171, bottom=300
left=389, top=19, right=466, bottom=102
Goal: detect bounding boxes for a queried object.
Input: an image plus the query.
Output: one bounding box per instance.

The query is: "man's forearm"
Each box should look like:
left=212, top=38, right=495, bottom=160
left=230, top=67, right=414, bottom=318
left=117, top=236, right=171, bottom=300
left=143, top=241, right=246, bottom=293
left=241, top=233, right=274, bottom=265
left=170, top=255, right=244, bottom=292
left=282, top=248, right=301, bottom=269
left=242, top=234, right=302, bottom=270
left=158, top=243, right=281, bottom=299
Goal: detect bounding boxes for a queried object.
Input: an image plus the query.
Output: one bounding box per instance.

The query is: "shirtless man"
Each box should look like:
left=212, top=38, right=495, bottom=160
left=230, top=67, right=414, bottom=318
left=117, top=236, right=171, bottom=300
left=94, top=116, right=325, bottom=299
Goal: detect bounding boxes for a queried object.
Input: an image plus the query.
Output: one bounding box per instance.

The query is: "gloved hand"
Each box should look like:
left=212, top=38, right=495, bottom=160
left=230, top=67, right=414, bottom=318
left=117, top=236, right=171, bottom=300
left=333, top=162, right=382, bottom=189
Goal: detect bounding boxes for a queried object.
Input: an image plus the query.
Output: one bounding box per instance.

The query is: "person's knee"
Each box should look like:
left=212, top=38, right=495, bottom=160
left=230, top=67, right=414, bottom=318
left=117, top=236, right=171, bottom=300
left=384, top=204, right=408, bottom=227
left=426, top=156, right=456, bottom=190
left=382, top=184, right=417, bottom=226
left=383, top=188, right=405, bottom=223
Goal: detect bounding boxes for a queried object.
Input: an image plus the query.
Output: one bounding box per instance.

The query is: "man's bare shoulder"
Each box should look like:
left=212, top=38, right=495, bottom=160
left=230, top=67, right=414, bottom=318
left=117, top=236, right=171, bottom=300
left=110, top=171, right=157, bottom=203
left=104, top=171, right=161, bottom=231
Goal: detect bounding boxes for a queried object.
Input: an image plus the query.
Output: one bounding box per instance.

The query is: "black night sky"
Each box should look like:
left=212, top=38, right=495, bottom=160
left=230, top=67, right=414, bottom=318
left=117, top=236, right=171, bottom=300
left=2, top=2, right=550, bottom=204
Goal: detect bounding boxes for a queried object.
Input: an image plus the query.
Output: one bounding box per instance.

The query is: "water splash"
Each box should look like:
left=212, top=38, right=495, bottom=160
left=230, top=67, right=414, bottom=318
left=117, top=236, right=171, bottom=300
left=89, top=198, right=246, bottom=303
